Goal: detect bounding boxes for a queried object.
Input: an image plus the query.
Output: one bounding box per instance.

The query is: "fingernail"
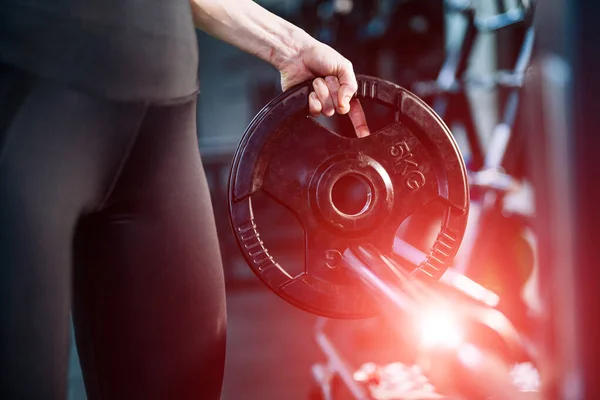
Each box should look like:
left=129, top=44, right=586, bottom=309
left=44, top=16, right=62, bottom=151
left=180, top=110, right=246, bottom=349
left=326, top=76, right=336, bottom=84
left=344, top=97, right=351, bottom=109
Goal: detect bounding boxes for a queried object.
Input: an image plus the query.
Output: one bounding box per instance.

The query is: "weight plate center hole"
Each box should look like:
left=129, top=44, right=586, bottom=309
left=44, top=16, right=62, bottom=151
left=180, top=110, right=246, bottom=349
left=331, top=174, right=373, bottom=216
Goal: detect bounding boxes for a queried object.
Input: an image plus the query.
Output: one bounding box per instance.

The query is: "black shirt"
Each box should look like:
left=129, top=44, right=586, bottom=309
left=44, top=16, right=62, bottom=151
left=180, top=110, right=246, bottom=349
left=0, top=0, right=199, bottom=101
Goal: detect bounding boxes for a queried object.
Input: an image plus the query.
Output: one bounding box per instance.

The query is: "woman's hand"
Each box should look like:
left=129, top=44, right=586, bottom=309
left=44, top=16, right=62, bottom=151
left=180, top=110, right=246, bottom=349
left=278, top=41, right=370, bottom=137
left=189, top=0, right=369, bottom=136
left=279, top=42, right=355, bottom=115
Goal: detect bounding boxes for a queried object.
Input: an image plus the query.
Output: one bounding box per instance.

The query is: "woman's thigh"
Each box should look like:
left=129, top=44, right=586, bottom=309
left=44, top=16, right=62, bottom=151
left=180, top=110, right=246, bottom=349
left=0, top=64, right=145, bottom=398
left=72, top=97, right=227, bottom=400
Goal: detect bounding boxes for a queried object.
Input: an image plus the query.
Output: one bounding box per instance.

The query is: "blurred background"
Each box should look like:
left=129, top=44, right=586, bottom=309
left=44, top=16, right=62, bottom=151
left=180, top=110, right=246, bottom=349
left=67, top=0, right=590, bottom=398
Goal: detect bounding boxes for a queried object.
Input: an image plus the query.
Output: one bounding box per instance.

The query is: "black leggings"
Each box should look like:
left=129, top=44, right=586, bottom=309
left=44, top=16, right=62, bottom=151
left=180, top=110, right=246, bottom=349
left=0, top=65, right=227, bottom=399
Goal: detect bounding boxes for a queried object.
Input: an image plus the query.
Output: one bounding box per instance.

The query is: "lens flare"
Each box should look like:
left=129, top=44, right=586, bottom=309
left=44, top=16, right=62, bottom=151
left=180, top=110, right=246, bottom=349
left=418, top=308, right=463, bottom=349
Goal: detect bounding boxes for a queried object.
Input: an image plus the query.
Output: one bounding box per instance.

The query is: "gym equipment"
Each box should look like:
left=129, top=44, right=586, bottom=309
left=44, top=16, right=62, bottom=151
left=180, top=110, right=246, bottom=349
left=228, top=75, right=469, bottom=319
left=306, top=1, right=541, bottom=399
left=311, top=248, right=538, bottom=399
left=290, top=0, right=446, bottom=87
left=228, top=1, right=541, bottom=398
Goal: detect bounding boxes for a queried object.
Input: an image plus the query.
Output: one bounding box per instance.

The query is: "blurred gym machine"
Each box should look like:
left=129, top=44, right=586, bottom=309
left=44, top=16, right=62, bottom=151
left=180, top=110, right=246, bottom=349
left=526, top=0, right=600, bottom=398
left=305, top=0, right=600, bottom=398
left=207, top=0, right=600, bottom=397
left=307, top=1, right=543, bottom=398
left=293, top=0, right=446, bottom=86
left=211, top=0, right=536, bottom=289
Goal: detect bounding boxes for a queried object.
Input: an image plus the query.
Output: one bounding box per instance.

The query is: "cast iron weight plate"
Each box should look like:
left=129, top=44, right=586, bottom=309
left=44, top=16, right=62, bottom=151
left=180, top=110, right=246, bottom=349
left=228, top=75, right=469, bottom=319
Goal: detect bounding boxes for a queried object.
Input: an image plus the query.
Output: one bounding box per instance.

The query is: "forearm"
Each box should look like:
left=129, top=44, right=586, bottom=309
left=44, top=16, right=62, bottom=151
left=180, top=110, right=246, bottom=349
left=189, top=0, right=316, bottom=70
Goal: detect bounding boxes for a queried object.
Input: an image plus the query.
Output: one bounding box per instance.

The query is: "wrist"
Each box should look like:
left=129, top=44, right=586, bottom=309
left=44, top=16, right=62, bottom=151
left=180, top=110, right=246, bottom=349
left=270, top=27, right=315, bottom=71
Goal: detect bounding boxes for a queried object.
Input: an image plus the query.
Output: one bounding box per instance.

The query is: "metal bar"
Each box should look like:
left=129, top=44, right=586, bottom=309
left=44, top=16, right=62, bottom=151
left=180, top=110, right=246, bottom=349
left=394, top=236, right=502, bottom=306
left=455, top=8, right=478, bottom=79
left=345, top=245, right=531, bottom=359
left=434, top=6, right=476, bottom=94
left=392, top=236, right=426, bottom=267
left=314, top=330, right=371, bottom=400
left=310, top=363, right=334, bottom=400
left=343, top=249, right=417, bottom=315
left=483, top=27, right=534, bottom=170
left=484, top=91, right=519, bottom=169
left=476, top=8, right=526, bottom=32
left=453, top=92, right=486, bottom=170
left=515, top=27, right=535, bottom=75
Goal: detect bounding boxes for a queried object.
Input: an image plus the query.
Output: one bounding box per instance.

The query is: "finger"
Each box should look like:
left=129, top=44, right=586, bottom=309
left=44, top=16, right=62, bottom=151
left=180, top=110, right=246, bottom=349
left=337, top=60, right=358, bottom=114
left=312, top=78, right=335, bottom=117
left=324, top=76, right=343, bottom=114
left=308, top=91, right=322, bottom=116
left=348, top=99, right=370, bottom=137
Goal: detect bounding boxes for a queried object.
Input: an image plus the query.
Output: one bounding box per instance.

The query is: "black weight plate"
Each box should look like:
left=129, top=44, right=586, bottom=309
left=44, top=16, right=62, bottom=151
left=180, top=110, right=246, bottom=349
left=228, top=75, right=469, bottom=319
